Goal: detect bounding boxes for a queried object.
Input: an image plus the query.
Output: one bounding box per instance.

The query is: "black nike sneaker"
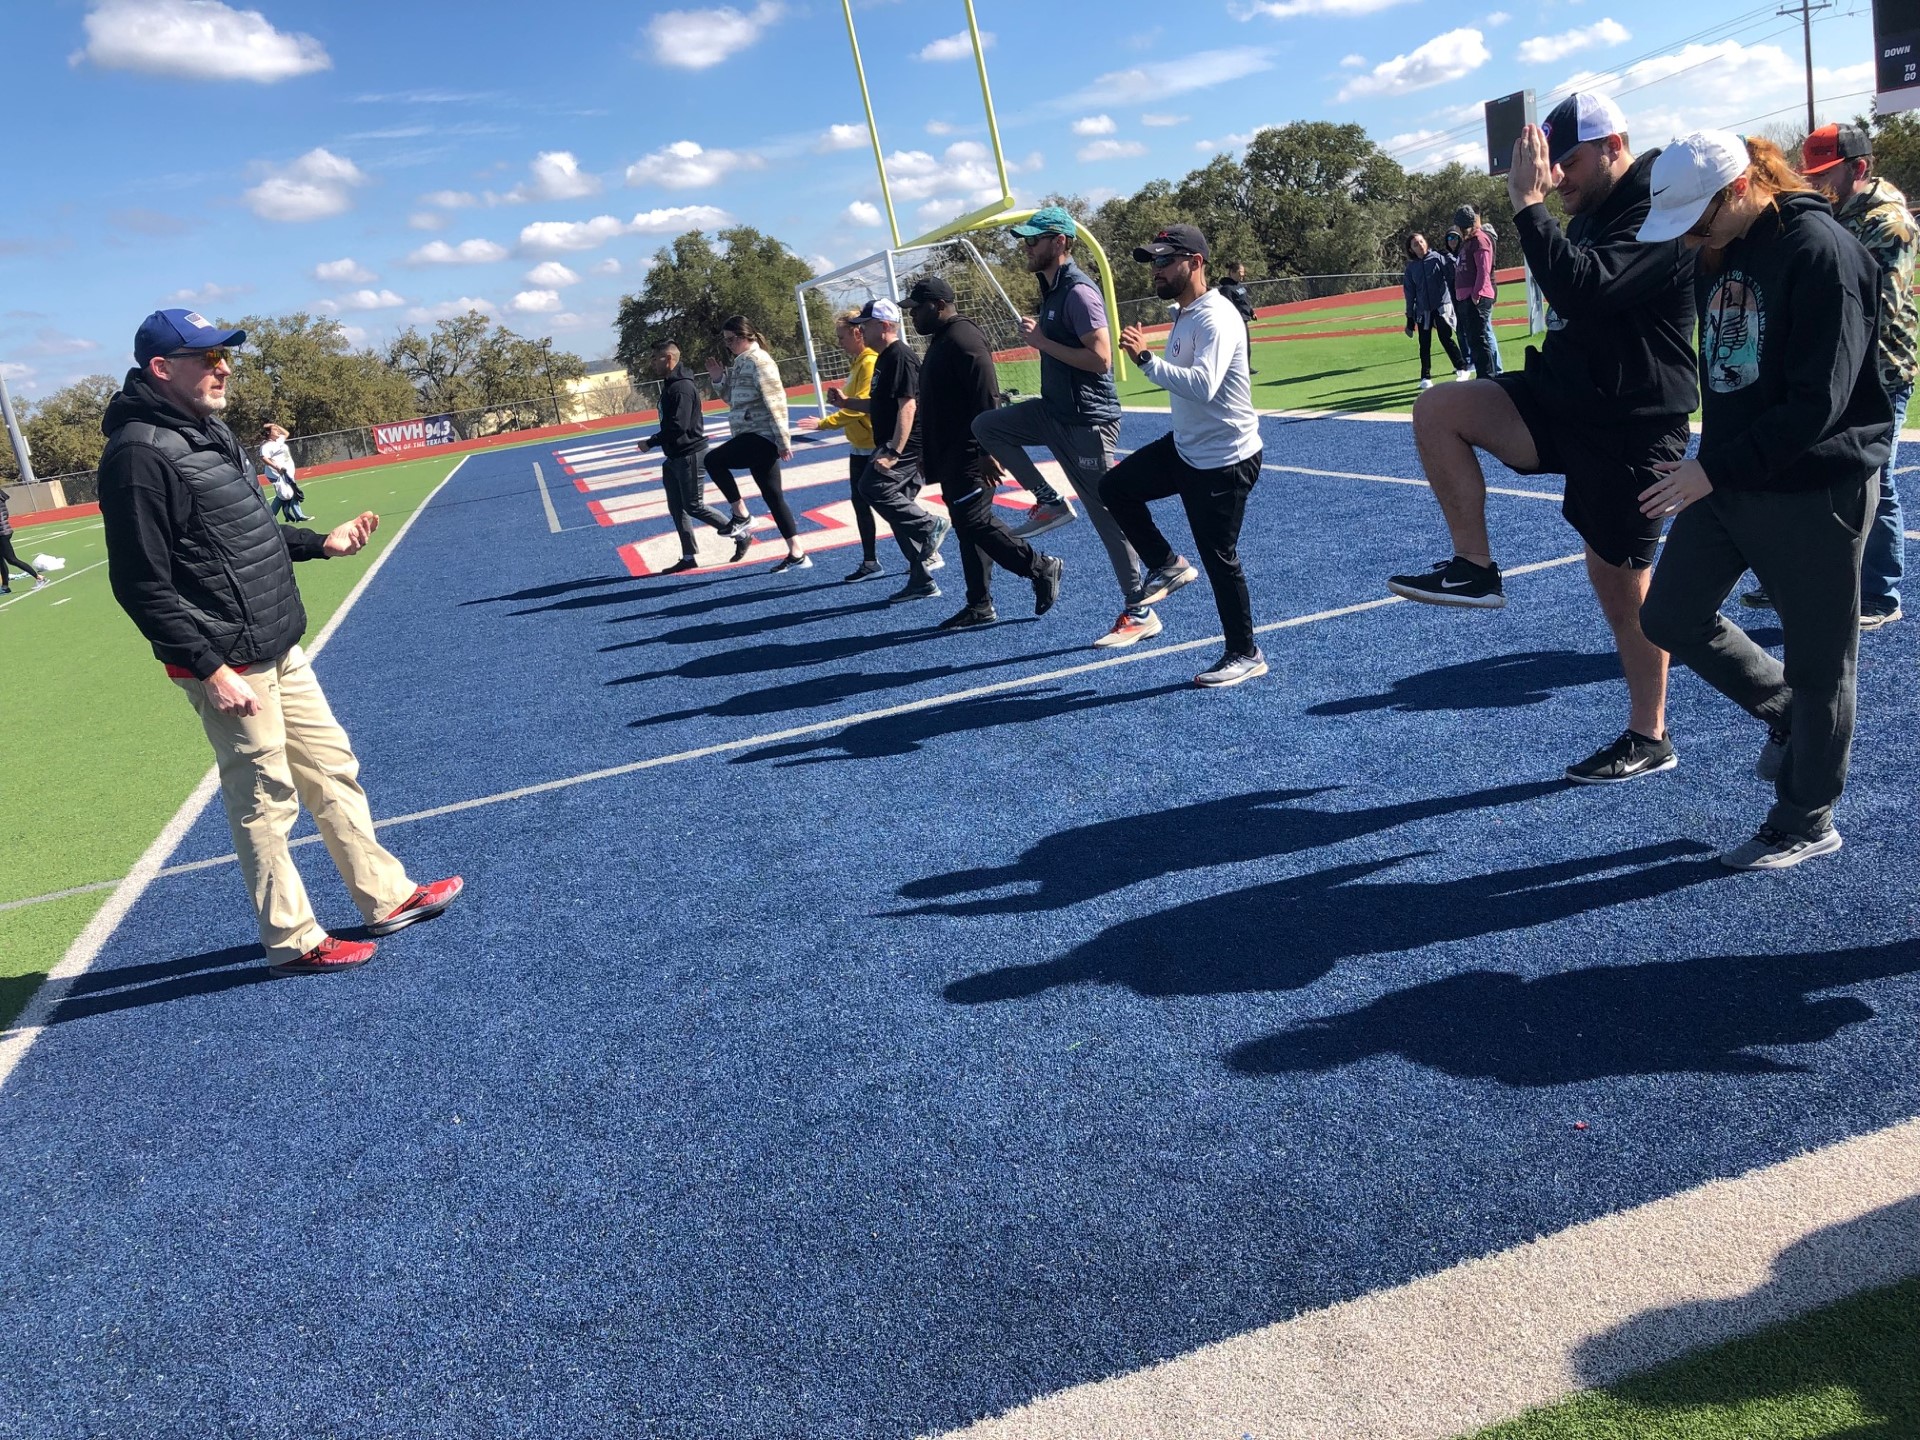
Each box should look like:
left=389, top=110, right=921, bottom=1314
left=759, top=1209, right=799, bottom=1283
left=1387, top=555, right=1506, bottom=609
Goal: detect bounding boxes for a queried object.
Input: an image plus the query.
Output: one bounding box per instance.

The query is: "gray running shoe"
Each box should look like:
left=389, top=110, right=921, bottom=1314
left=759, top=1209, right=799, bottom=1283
left=1011, top=499, right=1077, bottom=539
left=1195, top=650, right=1269, bottom=688
left=923, top=514, right=952, bottom=567
left=1136, top=556, right=1199, bottom=606
left=1756, top=726, right=1790, bottom=782
left=844, top=559, right=884, bottom=582
left=1719, top=825, right=1842, bottom=871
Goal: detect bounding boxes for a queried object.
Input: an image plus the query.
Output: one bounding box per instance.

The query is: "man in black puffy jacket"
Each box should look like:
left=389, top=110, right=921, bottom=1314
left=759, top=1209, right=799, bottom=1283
left=99, top=308, right=462, bottom=977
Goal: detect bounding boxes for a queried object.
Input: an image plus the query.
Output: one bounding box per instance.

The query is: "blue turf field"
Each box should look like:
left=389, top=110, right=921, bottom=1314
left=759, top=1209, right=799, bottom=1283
left=4, top=413, right=1918, bottom=1438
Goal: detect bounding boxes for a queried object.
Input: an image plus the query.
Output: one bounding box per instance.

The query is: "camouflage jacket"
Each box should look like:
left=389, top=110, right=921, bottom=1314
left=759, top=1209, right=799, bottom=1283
left=1836, top=177, right=1919, bottom=393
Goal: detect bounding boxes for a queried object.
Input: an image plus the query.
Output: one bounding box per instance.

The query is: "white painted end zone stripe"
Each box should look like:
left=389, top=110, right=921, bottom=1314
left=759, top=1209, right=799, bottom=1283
left=1264, top=461, right=1561, bottom=502
left=129, top=550, right=1590, bottom=877
left=931, top=1119, right=1920, bottom=1440
left=533, top=461, right=563, bottom=533
left=0, top=454, right=470, bottom=1095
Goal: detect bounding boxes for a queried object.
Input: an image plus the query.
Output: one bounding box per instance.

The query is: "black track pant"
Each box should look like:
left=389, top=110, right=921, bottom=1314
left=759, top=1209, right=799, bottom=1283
left=847, top=451, right=880, bottom=561
left=1417, top=318, right=1465, bottom=378
left=662, top=448, right=733, bottom=553
left=706, top=432, right=797, bottom=541
left=938, top=464, right=1040, bottom=606
left=0, top=533, right=38, bottom=585
left=1101, top=432, right=1262, bottom=656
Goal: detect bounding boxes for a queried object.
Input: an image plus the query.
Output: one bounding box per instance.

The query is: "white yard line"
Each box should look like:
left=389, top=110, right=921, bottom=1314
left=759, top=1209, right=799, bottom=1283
left=533, top=461, right=564, bottom=534
left=930, top=1119, right=1920, bottom=1440
left=0, top=455, right=469, bottom=1093
left=0, top=559, right=108, bottom=612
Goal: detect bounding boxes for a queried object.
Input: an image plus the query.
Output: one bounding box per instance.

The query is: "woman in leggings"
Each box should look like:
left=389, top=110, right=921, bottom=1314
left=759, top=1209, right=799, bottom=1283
left=705, top=315, right=807, bottom=573
left=798, top=308, right=883, bottom=581
left=0, top=485, right=48, bottom=593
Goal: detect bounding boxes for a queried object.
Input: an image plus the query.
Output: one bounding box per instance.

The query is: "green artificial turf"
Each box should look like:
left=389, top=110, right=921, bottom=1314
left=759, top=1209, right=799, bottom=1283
left=1464, top=1276, right=1920, bottom=1440
left=0, top=453, right=460, bottom=1027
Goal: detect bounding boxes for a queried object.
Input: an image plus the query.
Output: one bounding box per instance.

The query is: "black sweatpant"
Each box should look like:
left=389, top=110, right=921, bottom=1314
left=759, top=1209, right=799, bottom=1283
left=1417, top=318, right=1465, bottom=378
left=937, top=463, right=1040, bottom=606
left=1101, top=432, right=1262, bottom=656
left=847, top=451, right=879, bottom=562
left=661, top=447, right=732, bottom=553
left=706, top=432, right=797, bottom=541
left=0, top=533, right=38, bottom=585
left=857, top=456, right=938, bottom=579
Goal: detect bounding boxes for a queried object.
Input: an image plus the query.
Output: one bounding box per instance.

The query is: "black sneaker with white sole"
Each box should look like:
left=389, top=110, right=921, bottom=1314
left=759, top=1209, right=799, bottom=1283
left=889, top=576, right=941, bottom=604
left=1032, top=554, right=1064, bottom=615
left=937, top=600, right=997, bottom=630
left=1387, top=555, right=1506, bottom=609
left=1565, top=729, right=1676, bottom=784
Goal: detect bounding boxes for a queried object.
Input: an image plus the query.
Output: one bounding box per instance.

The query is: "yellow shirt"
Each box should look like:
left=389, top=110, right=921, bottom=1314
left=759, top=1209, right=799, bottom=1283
left=817, top=348, right=876, bottom=450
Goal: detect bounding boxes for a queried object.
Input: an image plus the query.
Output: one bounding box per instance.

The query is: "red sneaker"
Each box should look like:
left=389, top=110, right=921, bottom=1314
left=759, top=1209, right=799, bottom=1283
left=368, top=876, right=465, bottom=936
left=269, top=935, right=377, bottom=976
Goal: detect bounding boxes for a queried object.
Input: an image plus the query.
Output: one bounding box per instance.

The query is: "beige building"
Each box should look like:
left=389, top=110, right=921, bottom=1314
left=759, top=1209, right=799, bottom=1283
left=561, top=359, right=640, bottom=422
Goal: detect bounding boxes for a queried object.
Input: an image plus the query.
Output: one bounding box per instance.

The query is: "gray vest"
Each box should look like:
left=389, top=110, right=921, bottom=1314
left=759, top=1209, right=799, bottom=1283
left=1038, top=260, right=1122, bottom=427
left=99, top=414, right=308, bottom=667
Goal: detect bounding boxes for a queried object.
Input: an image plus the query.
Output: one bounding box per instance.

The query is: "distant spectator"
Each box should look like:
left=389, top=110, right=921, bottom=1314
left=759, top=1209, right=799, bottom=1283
left=0, top=485, right=49, bottom=593
left=1216, top=260, right=1259, bottom=376
left=1442, top=228, right=1472, bottom=372
left=259, top=423, right=308, bottom=522
left=1453, top=204, right=1502, bottom=378
left=1402, top=234, right=1468, bottom=390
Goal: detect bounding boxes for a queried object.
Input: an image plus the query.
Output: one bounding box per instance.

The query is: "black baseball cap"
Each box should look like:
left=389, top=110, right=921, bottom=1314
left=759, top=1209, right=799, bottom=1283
left=1133, top=224, right=1209, bottom=262
left=904, top=275, right=955, bottom=305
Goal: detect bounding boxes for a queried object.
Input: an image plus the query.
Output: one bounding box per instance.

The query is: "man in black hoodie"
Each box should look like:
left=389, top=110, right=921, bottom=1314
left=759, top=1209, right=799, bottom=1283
left=98, top=308, right=462, bottom=977
left=1388, top=93, right=1698, bottom=787
left=639, top=340, right=733, bottom=573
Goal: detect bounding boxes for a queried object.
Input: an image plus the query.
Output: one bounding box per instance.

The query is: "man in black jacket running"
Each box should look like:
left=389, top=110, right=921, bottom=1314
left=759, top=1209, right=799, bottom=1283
left=98, top=308, right=462, bottom=977
left=907, top=276, right=1065, bottom=630
left=1387, top=93, right=1699, bottom=786
left=640, top=341, right=733, bottom=573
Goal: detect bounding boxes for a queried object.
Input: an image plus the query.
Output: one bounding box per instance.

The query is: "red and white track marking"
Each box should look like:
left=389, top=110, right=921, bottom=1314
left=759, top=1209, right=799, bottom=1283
left=614, top=459, right=1074, bottom=577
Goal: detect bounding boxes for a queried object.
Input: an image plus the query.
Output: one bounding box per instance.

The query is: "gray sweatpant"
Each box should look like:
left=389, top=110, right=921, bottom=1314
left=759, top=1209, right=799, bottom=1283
left=1639, top=473, right=1874, bottom=838
left=972, top=401, right=1142, bottom=606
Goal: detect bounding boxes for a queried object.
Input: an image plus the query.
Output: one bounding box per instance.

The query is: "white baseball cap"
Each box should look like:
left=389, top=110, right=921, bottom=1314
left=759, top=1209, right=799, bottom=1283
left=1638, top=130, right=1749, bottom=243
left=1541, top=92, right=1630, bottom=166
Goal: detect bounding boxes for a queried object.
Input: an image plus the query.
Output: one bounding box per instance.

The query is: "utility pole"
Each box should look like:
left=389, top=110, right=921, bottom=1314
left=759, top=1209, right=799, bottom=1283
left=1779, top=0, right=1835, bottom=133
left=0, top=366, right=33, bottom=487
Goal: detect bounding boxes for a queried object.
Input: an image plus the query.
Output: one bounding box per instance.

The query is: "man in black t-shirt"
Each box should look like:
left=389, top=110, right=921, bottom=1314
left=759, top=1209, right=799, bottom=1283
left=849, top=298, right=947, bottom=603
left=1216, top=261, right=1258, bottom=376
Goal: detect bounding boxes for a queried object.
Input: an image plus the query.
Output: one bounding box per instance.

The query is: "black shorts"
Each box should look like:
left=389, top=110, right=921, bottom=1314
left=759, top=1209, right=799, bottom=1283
left=1492, top=372, right=1690, bottom=568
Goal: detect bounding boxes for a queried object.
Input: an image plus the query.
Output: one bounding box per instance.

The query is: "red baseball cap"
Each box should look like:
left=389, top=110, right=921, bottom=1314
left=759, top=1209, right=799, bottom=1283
left=1802, top=123, right=1871, bottom=176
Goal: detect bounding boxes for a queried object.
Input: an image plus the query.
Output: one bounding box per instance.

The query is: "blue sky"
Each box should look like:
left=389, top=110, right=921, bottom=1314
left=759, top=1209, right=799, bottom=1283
left=0, top=0, right=1879, bottom=394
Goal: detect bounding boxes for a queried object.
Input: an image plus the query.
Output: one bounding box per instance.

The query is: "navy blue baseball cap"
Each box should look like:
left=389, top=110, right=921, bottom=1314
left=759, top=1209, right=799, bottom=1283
left=134, top=308, right=247, bottom=366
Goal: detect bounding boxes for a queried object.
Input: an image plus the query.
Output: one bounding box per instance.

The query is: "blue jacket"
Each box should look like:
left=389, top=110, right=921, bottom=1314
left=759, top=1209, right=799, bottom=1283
left=1403, top=253, right=1456, bottom=328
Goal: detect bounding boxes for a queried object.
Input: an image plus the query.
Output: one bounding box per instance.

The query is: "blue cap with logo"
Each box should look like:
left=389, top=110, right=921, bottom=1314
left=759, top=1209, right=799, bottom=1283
left=134, top=308, right=247, bottom=366
left=1009, top=205, right=1078, bottom=240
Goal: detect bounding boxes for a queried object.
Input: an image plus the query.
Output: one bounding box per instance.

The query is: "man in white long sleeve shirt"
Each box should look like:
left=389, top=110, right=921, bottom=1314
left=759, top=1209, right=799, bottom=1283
left=1108, top=224, right=1267, bottom=687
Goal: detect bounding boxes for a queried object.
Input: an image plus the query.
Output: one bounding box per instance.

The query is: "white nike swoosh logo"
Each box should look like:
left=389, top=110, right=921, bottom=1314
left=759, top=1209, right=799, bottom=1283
left=1439, top=577, right=1481, bottom=589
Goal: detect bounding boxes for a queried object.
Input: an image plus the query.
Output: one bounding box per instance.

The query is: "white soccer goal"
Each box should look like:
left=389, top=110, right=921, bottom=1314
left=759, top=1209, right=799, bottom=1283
left=795, top=237, right=1041, bottom=417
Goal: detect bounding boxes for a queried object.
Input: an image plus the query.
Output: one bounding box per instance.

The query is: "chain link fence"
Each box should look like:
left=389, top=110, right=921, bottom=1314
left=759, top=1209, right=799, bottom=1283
left=1115, top=271, right=1401, bottom=330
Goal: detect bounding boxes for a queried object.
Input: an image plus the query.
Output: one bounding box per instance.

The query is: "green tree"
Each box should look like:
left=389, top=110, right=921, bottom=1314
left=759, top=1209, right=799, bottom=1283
left=4, top=375, right=118, bottom=479
left=1173, top=156, right=1267, bottom=281
left=384, top=313, right=584, bottom=423
left=1869, top=109, right=1920, bottom=205
left=1240, top=122, right=1408, bottom=275
left=1088, top=180, right=1184, bottom=303
left=223, top=312, right=421, bottom=445
left=614, top=226, right=822, bottom=377
left=1400, top=165, right=1532, bottom=273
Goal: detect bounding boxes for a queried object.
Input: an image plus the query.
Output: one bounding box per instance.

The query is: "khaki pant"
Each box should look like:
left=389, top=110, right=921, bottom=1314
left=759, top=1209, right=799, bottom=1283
left=175, top=644, right=413, bottom=963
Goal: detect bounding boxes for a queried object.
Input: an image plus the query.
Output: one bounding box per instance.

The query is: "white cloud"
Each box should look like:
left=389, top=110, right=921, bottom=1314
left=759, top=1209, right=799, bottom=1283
left=807, top=254, right=834, bottom=276
left=818, top=123, right=869, bottom=153
left=1518, top=18, right=1630, bottom=66
left=646, top=2, right=783, bottom=70
left=1077, top=47, right=1274, bottom=105
left=333, top=288, right=407, bottom=311
left=882, top=142, right=1020, bottom=203
left=1072, top=114, right=1117, bottom=136
left=165, top=282, right=247, bottom=306
left=525, top=261, right=580, bottom=287
left=1140, top=112, right=1188, bottom=126
left=73, top=0, right=329, bottom=82
left=517, top=206, right=731, bottom=254
left=242, top=148, right=366, bottom=222
left=335, top=324, right=369, bottom=346
left=1484, top=11, right=1511, bottom=25
left=314, top=257, right=375, bottom=283
left=405, top=297, right=494, bottom=322
left=917, top=197, right=967, bottom=226
left=1339, top=53, right=1366, bottom=68
left=590, top=257, right=622, bottom=275
left=23, top=329, right=101, bottom=357
left=624, top=139, right=760, bottom=190
left=1556, top=40, right=1871, bottom=147
left=423, top=189, right=477, bottom=208
left=1338, top=28, right=1489, bottom=101
left=1193, top=127, right=1272, bottom=153
left=1077, top=139, right=1148, bottom=163
left=509, top=289, right=563, bottom=314
left=1387, top=130, right=1487, bottom=172
left=1231, top=0, right=1416, bottom=16
left=918, top=30, right=992, bottom=62
left=0, top=362, right=37, bottom=394
left=846, top=200, right=884, bottom=227
left=409, top=238, right=509, bottom=264
left=495, top=151, right=600, bottom=204
left=925, top=120, right=956, bottom=136
left=408, top=212, right=448, bottom=231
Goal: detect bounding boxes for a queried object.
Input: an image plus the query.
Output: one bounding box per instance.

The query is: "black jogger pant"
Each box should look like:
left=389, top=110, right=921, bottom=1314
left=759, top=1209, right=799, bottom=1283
left=661, top=447, right=732, bottom=552
left=705, top=432, right=797, bottom=541
left=0, top=533, right=37, bottom=585
left=1418, top=318, right=1465, bottom=378
left=937, top=464, right=1041, bottom=606
left=857, top=457, right=939, bottom=580
left=1101, top=432, right=1262, bottom=656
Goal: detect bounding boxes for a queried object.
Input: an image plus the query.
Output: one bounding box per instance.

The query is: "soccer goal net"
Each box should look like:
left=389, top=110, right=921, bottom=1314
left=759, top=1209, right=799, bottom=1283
left=796, top=237, right=1040, bottom=418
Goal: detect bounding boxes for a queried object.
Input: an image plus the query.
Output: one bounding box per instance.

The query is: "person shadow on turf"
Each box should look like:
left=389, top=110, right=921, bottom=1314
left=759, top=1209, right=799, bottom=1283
left=942, top=841, right=1722, bottom=1005
left=897, top=779, right=1564, bottom=917
left=1309, top=649, right=1626, bottom=715
left=1226, top=937, right=1920, bottom=1085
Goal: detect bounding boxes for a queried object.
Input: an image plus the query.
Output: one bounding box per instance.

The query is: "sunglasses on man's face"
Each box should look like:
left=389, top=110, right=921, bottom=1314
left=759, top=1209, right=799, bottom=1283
left=1021, top=233, right=1060, bottom=248
left=167, top=347, right=234, bottom=369
left=1149, top=252, right=1192, bottom=270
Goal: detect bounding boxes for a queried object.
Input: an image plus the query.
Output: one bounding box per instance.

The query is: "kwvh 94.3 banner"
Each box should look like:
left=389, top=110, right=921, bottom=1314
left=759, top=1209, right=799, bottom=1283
left=372, top=414, right=455, bottom=455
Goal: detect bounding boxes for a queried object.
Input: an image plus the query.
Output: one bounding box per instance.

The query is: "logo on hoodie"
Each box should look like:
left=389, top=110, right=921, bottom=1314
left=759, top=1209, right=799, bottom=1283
left=1703, top=270, right=1763, bottom=393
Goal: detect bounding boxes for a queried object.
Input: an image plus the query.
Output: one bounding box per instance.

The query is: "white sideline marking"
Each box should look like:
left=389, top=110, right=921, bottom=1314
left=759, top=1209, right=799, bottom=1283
left=0, top=559, right=108, bottom=612
left=0, top=455, right=470, bottom=1094
left=533, top=461, right=564, bottom=534
left=102, top=550, right=1590, bottom=882
left=1264, top=461, right=1561, bottom=502
left=929, top=1119, right=1920, bottom=1440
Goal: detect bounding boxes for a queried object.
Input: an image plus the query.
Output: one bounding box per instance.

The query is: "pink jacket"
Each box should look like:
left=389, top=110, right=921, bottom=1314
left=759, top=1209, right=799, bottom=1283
left=1454, top=227, right=1495, bottom=302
